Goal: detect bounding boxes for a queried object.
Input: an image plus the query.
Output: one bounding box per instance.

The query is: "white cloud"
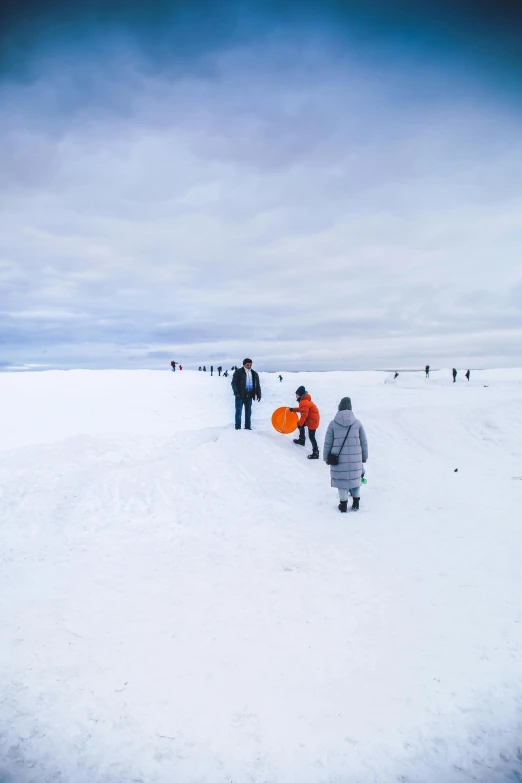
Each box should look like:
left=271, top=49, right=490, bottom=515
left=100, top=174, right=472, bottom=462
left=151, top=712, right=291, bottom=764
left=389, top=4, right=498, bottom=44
left=1, top=37, right=521, bottom=370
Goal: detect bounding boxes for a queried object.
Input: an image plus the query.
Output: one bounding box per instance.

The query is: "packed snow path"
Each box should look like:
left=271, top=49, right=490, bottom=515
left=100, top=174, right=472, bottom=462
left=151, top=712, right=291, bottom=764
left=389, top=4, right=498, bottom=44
left=1, top=369, right=521, bottom=783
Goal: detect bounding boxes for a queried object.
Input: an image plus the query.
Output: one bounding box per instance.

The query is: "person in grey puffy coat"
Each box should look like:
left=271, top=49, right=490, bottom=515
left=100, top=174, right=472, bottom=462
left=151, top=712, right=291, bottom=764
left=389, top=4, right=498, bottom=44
left=323, top=397, right=368, bottom=513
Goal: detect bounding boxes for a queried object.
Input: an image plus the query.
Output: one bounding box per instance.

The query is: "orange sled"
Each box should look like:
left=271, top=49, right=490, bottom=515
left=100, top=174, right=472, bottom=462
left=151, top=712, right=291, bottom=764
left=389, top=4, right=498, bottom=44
left=271, top=407, right=299, bottom=434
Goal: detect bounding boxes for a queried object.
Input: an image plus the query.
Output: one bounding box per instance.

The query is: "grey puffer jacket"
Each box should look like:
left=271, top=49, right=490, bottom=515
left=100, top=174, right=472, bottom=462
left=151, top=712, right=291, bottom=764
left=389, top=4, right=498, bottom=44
left=323, top=410, right=368, bottom=490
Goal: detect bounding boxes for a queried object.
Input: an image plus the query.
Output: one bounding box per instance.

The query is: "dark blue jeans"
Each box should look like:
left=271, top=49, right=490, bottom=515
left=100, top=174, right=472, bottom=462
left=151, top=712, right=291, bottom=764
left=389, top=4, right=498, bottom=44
left=235, top=396, right=252, bottom=429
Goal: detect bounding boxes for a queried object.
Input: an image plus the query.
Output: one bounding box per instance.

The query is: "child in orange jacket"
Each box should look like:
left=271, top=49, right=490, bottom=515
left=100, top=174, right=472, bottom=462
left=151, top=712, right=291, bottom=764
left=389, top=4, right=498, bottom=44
left=289, top=386, right=320, bottom=459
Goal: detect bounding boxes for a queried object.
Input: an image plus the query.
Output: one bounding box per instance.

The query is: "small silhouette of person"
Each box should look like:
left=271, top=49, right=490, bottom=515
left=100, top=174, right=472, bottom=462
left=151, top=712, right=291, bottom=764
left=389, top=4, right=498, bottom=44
left=465, top=369, right=470, bottom=381
left=279, top=375, right=283, bottom=382
left=170, top=361, right=177, bottom=372
left=198, top=366, right=202, bottom=371
left=425, top=365, right=430, bottom=378
left=179, top=365, right=183, bottom=371
left=218, top=366, right=222, bottom=376
left=203, top=366, right=207, bottom=372
left=210, top=365, right=214, bottom=376
left=394, top=372, right=399, bottom=379
left=452, top=368, right=457, bottom=383
left=223, top=370, right=229, bottom=378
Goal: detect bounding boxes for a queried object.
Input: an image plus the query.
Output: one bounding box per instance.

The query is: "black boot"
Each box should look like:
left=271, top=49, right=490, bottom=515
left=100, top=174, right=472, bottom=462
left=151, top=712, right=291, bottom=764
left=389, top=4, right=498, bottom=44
left=351, top=497, right=360, bottom=511
left=307, top=451, right=319, bottom=459
left=338, top=500, right=348, bottom=513
left=293, top=426, right=305, bottom=446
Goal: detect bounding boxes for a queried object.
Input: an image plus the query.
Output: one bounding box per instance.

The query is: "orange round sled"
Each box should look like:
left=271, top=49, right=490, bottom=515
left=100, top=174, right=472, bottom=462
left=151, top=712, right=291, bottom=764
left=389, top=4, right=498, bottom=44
left=271, top=407, right=299, bottom=434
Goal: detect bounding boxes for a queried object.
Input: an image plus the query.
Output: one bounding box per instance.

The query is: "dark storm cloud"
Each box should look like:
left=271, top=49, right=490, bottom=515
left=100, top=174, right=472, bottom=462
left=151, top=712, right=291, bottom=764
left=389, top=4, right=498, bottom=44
left=2, top=0, right=522, bottom=90
left=1, top=0, right=244, bottom=79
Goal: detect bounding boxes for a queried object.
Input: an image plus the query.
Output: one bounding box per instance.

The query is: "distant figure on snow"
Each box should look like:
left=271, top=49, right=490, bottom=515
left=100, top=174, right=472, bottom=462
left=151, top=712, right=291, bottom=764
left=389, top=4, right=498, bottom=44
left=394, top=372, right=399, bottom=379
left=210, top=365, right=214, bottom=376
left=203, top=366, right=207, bottom=372
left=231, top=358, right=262, bottom=430
left=198, top=366, right=202, bottom=371
left=179, top=365, right=183, bottom=371
left=170, top=361, right=177, bottom=372
left=223, top=370, right=229, bottom=378
left=323, top=397, right=368, bottom=513
left=278, top=375, right=283, bottom=382
left=218, top=366, right=223, bottom=376
left=465, top=369, right=470, bottom=381
left=289, top=386, right=320, bottom=459
left=452, top=368, right=457, bottom=383
left=425, top=365, right=430, bottom=378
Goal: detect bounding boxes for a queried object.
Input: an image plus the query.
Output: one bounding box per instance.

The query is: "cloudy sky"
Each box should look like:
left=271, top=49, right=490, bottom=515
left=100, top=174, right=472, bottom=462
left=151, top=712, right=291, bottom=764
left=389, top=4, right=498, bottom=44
left=1, top=0, right=521, bottom=371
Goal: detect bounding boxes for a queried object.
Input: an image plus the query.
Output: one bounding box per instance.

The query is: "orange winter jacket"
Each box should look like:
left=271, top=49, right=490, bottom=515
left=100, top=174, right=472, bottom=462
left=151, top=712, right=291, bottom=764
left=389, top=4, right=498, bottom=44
left=294, top=394, right=320, bottom=430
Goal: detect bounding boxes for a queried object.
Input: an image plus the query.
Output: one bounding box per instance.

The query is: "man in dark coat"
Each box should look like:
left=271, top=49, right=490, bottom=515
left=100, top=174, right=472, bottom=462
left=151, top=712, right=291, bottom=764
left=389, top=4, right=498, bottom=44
left=425, top=365, right=430, bottom=378
left=231, top=358, right=262, bottom=430
left=465, top=369, right=470, bottom=381
left=218, top=366, right=222, bottom=376
left=452, top=368, right=457, bottom=383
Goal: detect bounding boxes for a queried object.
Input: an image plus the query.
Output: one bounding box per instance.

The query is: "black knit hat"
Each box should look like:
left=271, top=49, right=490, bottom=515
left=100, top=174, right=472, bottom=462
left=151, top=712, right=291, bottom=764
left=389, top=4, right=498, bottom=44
left=295, top=385, right=306, bottom=397
left=338, top=397, right=352, bottom=411
left=243, top=358, right=253, bottom=365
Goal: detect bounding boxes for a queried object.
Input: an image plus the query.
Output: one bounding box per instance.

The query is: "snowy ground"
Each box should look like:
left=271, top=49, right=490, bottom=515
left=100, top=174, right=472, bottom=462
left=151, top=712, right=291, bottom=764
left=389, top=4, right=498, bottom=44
left=1, top=368, right=522, bottom=783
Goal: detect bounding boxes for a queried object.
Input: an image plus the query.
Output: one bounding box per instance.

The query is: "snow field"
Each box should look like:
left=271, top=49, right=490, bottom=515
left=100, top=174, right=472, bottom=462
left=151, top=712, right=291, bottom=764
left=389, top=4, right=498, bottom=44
left=0, top=368, right=521, bottom=782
